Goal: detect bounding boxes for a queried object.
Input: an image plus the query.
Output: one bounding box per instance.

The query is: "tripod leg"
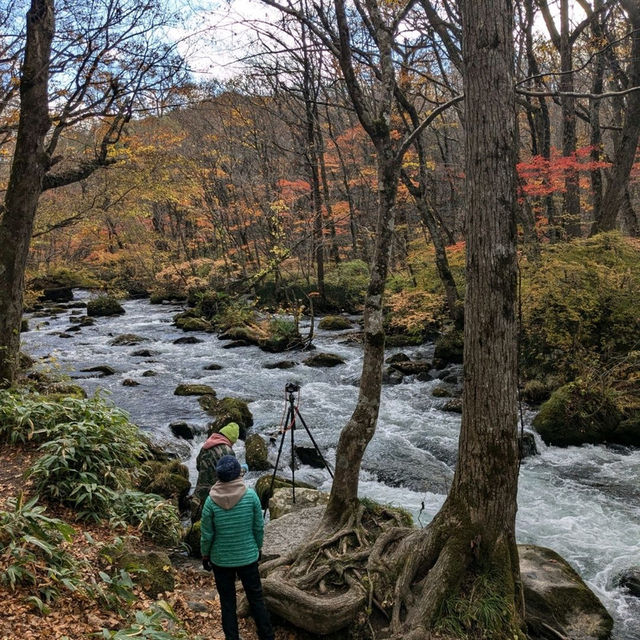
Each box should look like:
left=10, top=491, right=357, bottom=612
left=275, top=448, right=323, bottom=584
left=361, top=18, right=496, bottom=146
left=264, top=404, right=294, bottom=517
left=295, top=407, right=334, bottom=479
left=290, top=412, right=296, bottom=504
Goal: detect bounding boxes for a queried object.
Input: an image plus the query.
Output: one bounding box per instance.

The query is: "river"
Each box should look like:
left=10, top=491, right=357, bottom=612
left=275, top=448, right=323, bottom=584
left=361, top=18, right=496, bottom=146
left=21, top=292, right=640, bottom=639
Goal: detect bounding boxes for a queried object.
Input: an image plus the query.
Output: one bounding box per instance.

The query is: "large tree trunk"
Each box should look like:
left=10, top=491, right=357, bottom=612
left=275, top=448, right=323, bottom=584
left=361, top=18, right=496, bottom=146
left=0, top=0, right=54, bottom=387
left=591, top=0, right=640, bottom=235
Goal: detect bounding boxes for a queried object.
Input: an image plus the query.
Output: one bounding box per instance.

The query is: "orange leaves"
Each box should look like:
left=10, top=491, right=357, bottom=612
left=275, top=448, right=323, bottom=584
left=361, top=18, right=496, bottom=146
left=517, top=146, right=611, bottom=198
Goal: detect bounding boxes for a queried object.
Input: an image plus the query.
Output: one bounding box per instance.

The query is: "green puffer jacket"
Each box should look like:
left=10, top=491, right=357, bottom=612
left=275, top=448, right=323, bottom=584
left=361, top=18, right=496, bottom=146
left=200, top=481, right=263, bottom=568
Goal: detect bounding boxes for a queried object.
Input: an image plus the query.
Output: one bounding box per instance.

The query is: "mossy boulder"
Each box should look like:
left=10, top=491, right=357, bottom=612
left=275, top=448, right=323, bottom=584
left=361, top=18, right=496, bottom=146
left=318, top=315, right=352, bottom=330
left=142, top=369, right=157, bottom=377
left=80, top=365, right=116, bottom=377
left=433, top=328, right=464, bottom=369
left=385, top=353, right=410, bottom=364
left=269, top=487, right=329, bottom=520
left=174, top=384, right=216, bottom=397
left=115, top=551, right=175, bottom=598
left=173, top=336, right=203, bottom=345
left=532, top=381, right=635, bottom=447
left=149, top=293, right=166, bottom=304
left=176, top=316, right=212, bottom=332
left=20, top=319, right=29, bottom=332
left=184, top=521, right=201, bottom=558
left=245, top=434, right=271, bottom=471
left=201, top=396, right=253, bottom=439
left=263, top=360, right=297, bottom=370
left=389, top=360, right=431, bottom=376
left=254, top=474, right=315, bottom=509
left=122, top=379, right=140, bottom=387
left=137, top=460, right=191, bottom=511
left=43, top=382, right=87, bottom=399
left=110, top=333, right=146, bottom=346
left=303, top=352, right=346, bottom=368
left=442, top=398, right=463, bottom=413
left=220, top=326, right=261, bottom=345
left=384, top=334, right=424, bottom=348
left=520, top=544, right=613, bottom=640
left=432, top=386, right=453, bottom=398
left=87, top=296, right=125, bottom=317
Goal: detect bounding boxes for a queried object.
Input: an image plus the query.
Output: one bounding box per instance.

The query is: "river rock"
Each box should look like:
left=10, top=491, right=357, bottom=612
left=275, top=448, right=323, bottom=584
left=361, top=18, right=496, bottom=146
left=432, top=385, right=453, bottom=398
left=386, top=353, right=411, bottom=364
left=318, top=315, right=352, bottom=330
left=114, top=550, right=175, bottom=598
left=201, top=396, right=253, bottom=439
left=203, top=363, right=223, bottom=370
left=263, top=360, right=297, bottom=370
left=122, top=379, right=140, bottom=387
left=442, top=398, right=463, bottom=413
left=533, top=382, right=637, bottom=447
left=222, top=340, right=252, bottom=349
left=20, top=319, right=29, bottom=332
left=183, top=521, right=201, bottom=558
left=520, top=544, right=613, bottom=640
left=65, top=325, right=81, bottom=332
left=262, top=505, right=325, bottom=561
left=433, top=328, right=464, bottom=369
left=518, top=431, right=539, bottom=458
left=254, top=474, right=315, bottom=509
left=389, top=360, right=431, bottom=376
left=362, top=437, right=453, bottom=494
left=131, top=349, right=156, bottom=357
left=176, top=317, right=212, bottom=332
left=173, top=336, right=203, bottom=345
left=80, top=365, right=116, bottom=377
left=382, top=367, right=404, bottom=385
left=87, top=296, right=125, bottom=317
left=110, top=333, right=146, bottom=346
left=304, top=352, right=346, bottom=368
left=138, top=460, right=191, bottom=511
left=142, top=369, right=157, bottom=377
left=174, top=383, right=216, bottom=396
left=615, top=566, right=640, bottom=597
left=269, top=487, right=329, bottom=520
left=245, top=434, right=271, bottom=471
left=170, top=421, right=196, bottom=440
left=295, top=446, right=326, bottom=469
left=58, top=333, right=73, bottom=338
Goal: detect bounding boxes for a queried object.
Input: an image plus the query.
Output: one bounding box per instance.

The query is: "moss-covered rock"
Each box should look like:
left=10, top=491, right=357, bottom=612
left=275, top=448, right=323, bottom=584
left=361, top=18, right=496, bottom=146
left=384, top=334, right=424, bottom=348
left=80, top=365, right=116, bottom=377
left=245, top=434, right=271, bottom=471
left=142, top=369, right=157, bottom=377
left=318, top=315, right=352, bottom=330
left=269, top=487, right=329, bottom=520
left=173, top=336, right=203, bottom=345
left=303, top=352, right=346, bottom=368
left=220, top=326, right=261, bottom=344
left=521, top=379, right=552, bottom=405
left=263, top=360, right=297, bottom=370
left=532, top=381, right=632, bottom=447
left=254, top=474, right=315, bottom=509
left=41, top=382, right=87, bottom=399
left=110, top=333, right=146, bottom=346
left=520, top=544, right=613, bottom=640
left=87, top=296, right=125, bottom=317
left=433, top=328, right=464, bottom=369
left=176, top=316, right=212, bottom=332
left=432, top=386, right=453, bottom=398
left=615, top=566, right=640, bottom=597
left=389, top=360, right=431, bottom=376
left=184, top=521, right=201, bottom=558
left=442, top=398, right=463, bottom=413
left=385, top=353, right=411, bottom=364
left=174, top=384, right=216, bottom=397
left=137, top=460, right=191, bottom=511
left=20, top=319, right=29, bottom=332
left=201, top=396, right=253, bottom=439
left=149, top=293, right=165, bottom=304
left=115, top=550, right=175, bottom=598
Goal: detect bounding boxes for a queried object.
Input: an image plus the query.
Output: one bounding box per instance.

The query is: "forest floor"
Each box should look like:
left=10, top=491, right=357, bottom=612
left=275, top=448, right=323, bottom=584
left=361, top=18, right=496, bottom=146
left=0, top=445, right=301, bottom=640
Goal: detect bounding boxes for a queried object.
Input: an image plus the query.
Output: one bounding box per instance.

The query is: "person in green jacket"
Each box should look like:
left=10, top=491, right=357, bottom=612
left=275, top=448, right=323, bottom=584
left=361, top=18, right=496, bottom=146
left=192, top=422, right=239, bottom=521
left=201, top=455, right=274, bottom=640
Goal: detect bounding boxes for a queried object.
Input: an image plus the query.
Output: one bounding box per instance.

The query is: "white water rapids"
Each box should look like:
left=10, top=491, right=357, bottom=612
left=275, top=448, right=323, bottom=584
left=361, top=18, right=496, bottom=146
left=21, top=294, right=640, bottom=639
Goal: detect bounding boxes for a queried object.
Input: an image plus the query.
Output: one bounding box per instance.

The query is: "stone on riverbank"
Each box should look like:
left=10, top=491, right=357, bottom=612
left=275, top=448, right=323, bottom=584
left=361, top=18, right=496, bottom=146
left=269, top=487, right=329, bottom=520
left=303, top=352, right=346, bottom=368
left=245, top=434, right=271, bottom=471
left=520, top=544, right=613, bottom=640
left=433, top=328, right=463, bottom=369
left=114, top=550, right=175, bottom=598
left=533, top=382, right=638, bottom=447
left=87, top=296, right=125, bottom=317
left=174, top=384, right=216, bottom=397
left=254, top=474, right=315, bottom=509
left=110, top=333, right=146, bottom=346
left=318, top=316, right=352, bottom=330
left=137, top=460, right=191, bottom=511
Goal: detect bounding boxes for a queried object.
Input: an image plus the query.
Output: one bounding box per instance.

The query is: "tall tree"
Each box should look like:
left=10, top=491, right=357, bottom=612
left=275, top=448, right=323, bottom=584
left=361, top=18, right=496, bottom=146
left=0, top=0, right=54, bottom=387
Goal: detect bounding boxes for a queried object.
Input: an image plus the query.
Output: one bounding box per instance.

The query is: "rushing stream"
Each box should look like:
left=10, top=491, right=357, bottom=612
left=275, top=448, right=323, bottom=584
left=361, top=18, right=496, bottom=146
left=21, top=292, right=640, bottom=639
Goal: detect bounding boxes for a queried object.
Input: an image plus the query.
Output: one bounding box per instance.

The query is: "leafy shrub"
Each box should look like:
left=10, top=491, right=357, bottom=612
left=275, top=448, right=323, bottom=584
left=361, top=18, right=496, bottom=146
left=212, top=298, right=258, bottom=331
left=0, top=494, right=80, bottom=606
left=111, top=491, right=182, bottom=546
left=323, top=260, right=370, bottom=311
left=100, top=600, right=193, bottom=639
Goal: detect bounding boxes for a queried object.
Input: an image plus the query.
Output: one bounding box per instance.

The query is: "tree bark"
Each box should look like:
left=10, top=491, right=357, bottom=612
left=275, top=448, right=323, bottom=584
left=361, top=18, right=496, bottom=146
left=591, top=0, right=640, bottom=235
left=0, top=0, right=54, bottom=386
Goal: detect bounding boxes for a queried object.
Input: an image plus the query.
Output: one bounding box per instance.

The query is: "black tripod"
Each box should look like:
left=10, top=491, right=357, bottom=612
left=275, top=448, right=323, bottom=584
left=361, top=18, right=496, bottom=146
left=264, top=382, right=334, bottom=517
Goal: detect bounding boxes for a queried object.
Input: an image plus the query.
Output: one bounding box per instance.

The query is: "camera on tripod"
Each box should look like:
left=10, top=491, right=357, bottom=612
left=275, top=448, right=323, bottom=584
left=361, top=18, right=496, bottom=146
left=285, top=382, right=300, bottom=394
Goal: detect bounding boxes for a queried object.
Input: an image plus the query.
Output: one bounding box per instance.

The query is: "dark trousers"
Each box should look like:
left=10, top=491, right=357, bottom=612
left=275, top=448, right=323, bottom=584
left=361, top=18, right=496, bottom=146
left=212, top=561, right=275, bottom=640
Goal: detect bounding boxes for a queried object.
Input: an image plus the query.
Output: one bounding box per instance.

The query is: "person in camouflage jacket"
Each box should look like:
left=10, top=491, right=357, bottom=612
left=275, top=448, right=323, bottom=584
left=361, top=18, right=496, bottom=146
left=192, top=422, right=239, bottom=520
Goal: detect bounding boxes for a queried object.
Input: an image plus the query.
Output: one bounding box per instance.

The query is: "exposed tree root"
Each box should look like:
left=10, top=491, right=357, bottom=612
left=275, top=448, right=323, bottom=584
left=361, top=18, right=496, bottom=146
left=261, top=503, right=525, bottom=639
